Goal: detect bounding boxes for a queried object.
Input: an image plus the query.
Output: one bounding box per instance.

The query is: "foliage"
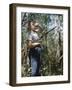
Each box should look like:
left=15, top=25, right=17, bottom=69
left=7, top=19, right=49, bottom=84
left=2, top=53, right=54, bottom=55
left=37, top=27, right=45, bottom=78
left=21, top=12, right=63, bottom=77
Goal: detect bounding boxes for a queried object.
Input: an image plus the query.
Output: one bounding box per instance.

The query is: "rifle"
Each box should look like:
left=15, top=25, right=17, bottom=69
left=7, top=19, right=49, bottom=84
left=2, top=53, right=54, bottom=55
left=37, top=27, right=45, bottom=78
left=39, top=26, right=57, bottom=40
left=21, top=26, right=57, bottom=52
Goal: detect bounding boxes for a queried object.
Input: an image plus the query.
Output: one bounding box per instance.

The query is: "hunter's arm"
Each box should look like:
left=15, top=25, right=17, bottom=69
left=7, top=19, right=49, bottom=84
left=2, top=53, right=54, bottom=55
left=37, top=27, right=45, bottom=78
left=28, top=40, right=41, bottom=48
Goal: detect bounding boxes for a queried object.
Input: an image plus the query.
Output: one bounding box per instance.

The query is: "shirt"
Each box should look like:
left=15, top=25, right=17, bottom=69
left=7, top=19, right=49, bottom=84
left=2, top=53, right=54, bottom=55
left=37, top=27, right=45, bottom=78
left=28, top=31, right=39, bottom=42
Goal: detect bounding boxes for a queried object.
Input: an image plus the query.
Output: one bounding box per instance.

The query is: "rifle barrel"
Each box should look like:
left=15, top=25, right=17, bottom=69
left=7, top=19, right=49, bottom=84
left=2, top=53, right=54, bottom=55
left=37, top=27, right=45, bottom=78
left=40, top=26, right=56, bottom=39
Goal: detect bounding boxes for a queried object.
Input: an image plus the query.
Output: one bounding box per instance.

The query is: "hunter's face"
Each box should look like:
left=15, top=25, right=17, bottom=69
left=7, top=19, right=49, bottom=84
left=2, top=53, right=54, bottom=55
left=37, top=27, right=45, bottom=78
left=30, top=21, right=40, bottom=32
left=34, top=23, right=40, bottom=32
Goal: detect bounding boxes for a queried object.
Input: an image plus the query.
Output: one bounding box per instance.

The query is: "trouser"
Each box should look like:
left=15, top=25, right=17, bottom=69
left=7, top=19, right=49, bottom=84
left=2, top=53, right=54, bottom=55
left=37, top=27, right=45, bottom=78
left=29, top=47, right=43, bottom=76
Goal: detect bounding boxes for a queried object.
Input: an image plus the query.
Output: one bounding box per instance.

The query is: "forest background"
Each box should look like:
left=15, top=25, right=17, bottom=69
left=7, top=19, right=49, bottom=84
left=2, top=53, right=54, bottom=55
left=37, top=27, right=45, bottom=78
left=21, top=12, right=63, bottom=77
